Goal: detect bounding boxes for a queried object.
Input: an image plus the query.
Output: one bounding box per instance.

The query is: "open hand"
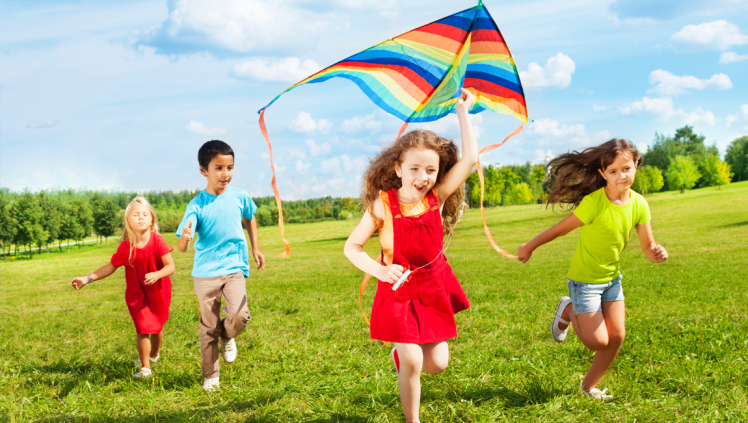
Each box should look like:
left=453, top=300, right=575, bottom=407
left=181, top=219, right=193, bottom=240
left=517, top=243, right=533, bottom=263
left=378, top=264, right=405, bottom=284
left=651, top=244, right=668, bottom=263
left=455, top=88, right=475, bottom=113
left=71, top=277, right=88, bottom=290
left=253, top=249, right=266, bottom=270
left=143, top=272, right=160, bottom=285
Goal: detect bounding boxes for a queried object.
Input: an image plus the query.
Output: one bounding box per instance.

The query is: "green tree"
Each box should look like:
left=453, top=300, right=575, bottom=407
left=70, top=197, right=93, bottom=247
left=92, top=196, right=120, bottom=246
left=0, top=193, right=17, bottom=260
left=631, top=167, right=651, bottom=194
left=724, top=136, right=748, bottom=182
left=12, top=192, right=47, bottom=258
left=496, top=167, right=521, bottom=206
left=38, top=191, right=63, bottom=254
left=666, top=156, right=701, bottom=193
left=645, top=166, right=664, bottom=193
left=700, top=155, right=733, bottom=189
left=644, top=126, right=718, bottom=188
left=507, top=182, right=534, bottom=205
left=255, top=207, right=273, bottom=227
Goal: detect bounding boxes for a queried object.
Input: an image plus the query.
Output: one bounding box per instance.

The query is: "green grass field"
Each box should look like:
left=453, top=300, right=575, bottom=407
left=2, top=182, right=747, bottom=422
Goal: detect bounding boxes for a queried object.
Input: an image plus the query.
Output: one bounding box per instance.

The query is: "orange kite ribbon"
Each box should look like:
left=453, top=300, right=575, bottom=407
left=475, top=123, right=525, bottom=259
left=259, top=110, right=291, bottom=258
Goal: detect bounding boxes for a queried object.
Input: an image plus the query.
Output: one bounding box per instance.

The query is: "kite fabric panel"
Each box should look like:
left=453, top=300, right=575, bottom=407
left=258, top=0, right=529, bottom=259
left=259, top=2, right=528, bottom=124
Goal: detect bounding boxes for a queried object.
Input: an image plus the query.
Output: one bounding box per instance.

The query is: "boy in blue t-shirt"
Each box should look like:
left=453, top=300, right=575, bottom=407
left=176, top=140, right=266, bottom=391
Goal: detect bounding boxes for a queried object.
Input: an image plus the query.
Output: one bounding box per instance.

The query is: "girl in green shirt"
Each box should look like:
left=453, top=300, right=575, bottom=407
left=518, top=139, right=668, bottom=400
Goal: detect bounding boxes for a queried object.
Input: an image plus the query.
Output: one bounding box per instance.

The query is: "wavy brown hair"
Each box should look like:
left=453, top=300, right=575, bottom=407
left=362, top=130, right=463, bottom=230
left=545, top=139, right=642, bottom=209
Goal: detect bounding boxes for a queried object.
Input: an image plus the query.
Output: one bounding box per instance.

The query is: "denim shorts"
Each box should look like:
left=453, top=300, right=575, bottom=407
left=567, top=275, right=624, bottom=315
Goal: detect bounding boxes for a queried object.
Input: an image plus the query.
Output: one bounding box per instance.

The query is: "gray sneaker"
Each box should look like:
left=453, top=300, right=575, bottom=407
left=551, top=296, right=572, bottom=342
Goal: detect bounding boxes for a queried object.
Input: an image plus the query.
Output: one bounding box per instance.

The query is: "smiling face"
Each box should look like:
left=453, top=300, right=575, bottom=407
left=599, top=152, right=638, bottom=194
left=395, top=147, right=440, bottom=202
left=126, top=202, right=153, bottom=236
left=201, top=153, right=234, bottom=195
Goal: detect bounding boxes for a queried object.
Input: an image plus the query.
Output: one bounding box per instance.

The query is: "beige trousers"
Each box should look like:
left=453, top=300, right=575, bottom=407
left=192, top=272, right=250, bottom=378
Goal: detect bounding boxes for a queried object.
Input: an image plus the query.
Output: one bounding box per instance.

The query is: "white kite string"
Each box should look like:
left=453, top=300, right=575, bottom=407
left=392, top=202, right=468, bottom=291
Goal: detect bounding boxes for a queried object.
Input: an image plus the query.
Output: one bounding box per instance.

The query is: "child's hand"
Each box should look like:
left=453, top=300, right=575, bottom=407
left=651, top=244, right=668, bottom=263
left=143, top=272, right=160, bottom=285
left=517, top=243, right=533, bottom=263
left=455, top=88, right=475, bottom=114
left=71, top=277, right=88, bottom=290
left=181, top=219, right=193, bottom=240
left=377, top=264, right=405, bottom=284
left=253, top=249, right=266, bottom=270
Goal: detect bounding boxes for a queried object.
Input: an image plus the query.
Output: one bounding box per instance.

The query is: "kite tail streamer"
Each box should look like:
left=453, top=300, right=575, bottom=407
left=396, top=121, right=409, bottom=141
left=359, top=252, right=391, bottom=347
left=259, top=110, right=291, bottom=258
left=476, top=123, right=524, bottom=259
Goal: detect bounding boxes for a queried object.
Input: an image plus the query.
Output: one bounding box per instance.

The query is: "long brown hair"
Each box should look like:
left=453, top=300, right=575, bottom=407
left=121, top=196, right=160, bottom=265
left=545, top=139, right=642, bottom=209
left=362, top=130, right=463, bottom=229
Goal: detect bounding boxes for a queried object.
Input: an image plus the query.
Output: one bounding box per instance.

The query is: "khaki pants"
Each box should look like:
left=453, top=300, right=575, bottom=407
left=193, top=273, right=250, bottom=378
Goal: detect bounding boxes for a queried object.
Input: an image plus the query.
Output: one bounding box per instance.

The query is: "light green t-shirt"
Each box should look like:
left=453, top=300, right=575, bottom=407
left=568, top=188, right=651, bottom=284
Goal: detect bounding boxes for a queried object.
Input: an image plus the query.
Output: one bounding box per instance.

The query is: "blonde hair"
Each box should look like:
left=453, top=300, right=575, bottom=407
left=120, top=196, right=159, bottom=265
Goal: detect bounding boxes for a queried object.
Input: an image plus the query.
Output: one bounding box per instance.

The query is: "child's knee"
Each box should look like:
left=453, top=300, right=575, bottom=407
left=608, top=330, right=625, bottom=347
left=399, top=354, right=423, bottom=373
left=423, top=359, right=448, bottom=375
left=587, top=335, right=609, bottom=351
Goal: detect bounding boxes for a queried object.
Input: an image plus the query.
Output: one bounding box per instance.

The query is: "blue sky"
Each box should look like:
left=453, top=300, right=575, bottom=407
left=1, top=0, right=747, bottom=199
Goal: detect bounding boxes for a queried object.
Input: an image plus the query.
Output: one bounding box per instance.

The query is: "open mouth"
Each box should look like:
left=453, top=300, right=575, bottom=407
left=414, top=183, right=428, bottom=193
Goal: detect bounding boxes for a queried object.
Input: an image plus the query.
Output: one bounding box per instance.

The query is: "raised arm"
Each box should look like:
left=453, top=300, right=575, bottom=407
left=243, top=217, right=266, bottom=270
left=635, top=222, right=668, bottom=263
left=71, top=262, right=117, bottom=290
left=518, top=213, right=584, bottom=263
left=344, top=200, right=404, bottom=284
left=437, top=88, right=478, bottom=204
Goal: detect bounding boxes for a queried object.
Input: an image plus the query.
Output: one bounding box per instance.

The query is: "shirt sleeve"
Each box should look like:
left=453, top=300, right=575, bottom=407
left=110, top=241, right=129, bottom=267
left=154, top=233, right=174, bottom=257
left=573, top=194, right=597, bottom=225
left=176, top=205, right=198, bottom=238
left=242, top=194, right=257, bottom=220
left=637, top=195, right=652, bottom=225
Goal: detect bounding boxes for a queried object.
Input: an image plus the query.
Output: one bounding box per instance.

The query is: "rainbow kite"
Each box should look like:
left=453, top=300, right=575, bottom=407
left=259, top=0, right=528, bottom=259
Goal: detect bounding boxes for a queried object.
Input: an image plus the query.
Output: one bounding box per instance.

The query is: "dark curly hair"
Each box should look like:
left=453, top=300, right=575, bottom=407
left=545, top=139, right=642, bottom=209
left=362, top=130, right=463, bottom=229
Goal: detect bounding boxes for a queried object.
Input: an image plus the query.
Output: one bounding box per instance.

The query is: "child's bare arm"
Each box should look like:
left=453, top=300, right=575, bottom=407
left=243, top=217, right=266, bottom=270
left=144, top=252, right=175, bottom=285
left=635, top=222, right=668, bottom=263
left=518, top=213, right=584, bottom=263
left=344, top=200, right=404, bottom=284
left=177, top=219, right=193, bottom=252
left=437, top=88, right=478, bottom=203
left=71, top=263, right=117, bottom=290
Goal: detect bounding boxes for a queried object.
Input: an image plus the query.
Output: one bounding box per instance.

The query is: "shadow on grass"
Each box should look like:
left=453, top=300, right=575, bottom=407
left=455, top=378, right=564, bottom=408
left=307, top=236, right=350, bottom=243
left=715, top=220, right=748, bottom=228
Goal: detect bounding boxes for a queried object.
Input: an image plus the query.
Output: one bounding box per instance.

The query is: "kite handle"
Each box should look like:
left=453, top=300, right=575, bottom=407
left=259, top=110, right=291, bottom=258
left=476, top=123, right=524, bottom=259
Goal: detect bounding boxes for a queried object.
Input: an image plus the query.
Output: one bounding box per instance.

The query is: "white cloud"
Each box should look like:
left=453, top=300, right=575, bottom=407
left=519, top=53, right=575, bottom=90
left=671, top=20, right=748, bottom=51
left=410, top=113, right=485, bottom=141
left=305, top=138, right=330, bottom=156
left=287, top=148, right=307, bottom=160
left=535, top=149, right=554, bottom=163
left=647, top=70, right=732, bottom=96
left=727, top=104, right=748, bottom=128
left=682, top=107, right=716, bottom=126
left=342, top=112, right=382, bottom=134
left=144, top=0, right=331, bottom=53
left=186, top=120, right=226, bottom=136
left=525, top=118, right=611, bottom=147
left=636, top=143, right=648, bottom=154
left=320, top=154, right=367, bottom=174
left=232, top=57, right=321, bottom=82
left=295, top=160, right=311, bottom=172
left=593, top=103, right=610, bottom=112
left=311, top=183, right=326, bottom=193
left=26, top=120, right=57, bottom=129
left=288, top=112, right=332, bottom=134
left=619, top=97, right=676, bottom=120
left=720, top=51, right=748, bottom=64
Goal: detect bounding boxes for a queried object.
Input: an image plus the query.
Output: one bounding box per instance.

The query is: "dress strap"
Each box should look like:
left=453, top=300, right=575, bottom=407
left=385, top=189, right=402, bottom=218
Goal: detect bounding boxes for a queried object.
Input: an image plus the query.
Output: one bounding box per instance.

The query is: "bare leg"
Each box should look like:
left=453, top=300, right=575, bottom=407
left=394, top=343, right=423, bottom=423
left=150, top=331, right=164, bottom=359
left=136, top=334, right=151, bottom=371
left=421, top=341, right=449, bottom=375
left=582, top=301, right=625, bottom=390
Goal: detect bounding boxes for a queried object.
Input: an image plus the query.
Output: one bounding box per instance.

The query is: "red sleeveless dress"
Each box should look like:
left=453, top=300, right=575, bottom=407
left=370, top=189, right=470, bottom=344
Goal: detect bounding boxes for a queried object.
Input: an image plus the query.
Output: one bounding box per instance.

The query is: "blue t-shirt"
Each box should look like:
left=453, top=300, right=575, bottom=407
left=176, top=186, right=257, bottom=278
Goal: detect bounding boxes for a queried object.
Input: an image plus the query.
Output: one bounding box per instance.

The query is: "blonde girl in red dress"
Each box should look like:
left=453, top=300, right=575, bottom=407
left=71, top=196, right=175, bottom=378
left=345, top=89, right=478, bottom=423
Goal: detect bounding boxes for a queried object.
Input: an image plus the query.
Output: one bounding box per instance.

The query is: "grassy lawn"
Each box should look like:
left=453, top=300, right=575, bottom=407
left=1, top=182, right=747, bottom=422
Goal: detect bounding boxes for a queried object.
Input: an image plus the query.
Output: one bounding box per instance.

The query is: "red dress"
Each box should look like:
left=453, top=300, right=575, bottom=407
left=110, top=232, right=173, bottom=334
left=370, top=189, right=470, bottom=344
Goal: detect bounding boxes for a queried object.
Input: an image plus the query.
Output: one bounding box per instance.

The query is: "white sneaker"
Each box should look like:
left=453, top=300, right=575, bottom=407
left=133, top=367, right=151, bottom=379
left=581, top=383, right=613, bottom=400
left=551, top=296, right=572, bottom=342
left=202, top=377, right=220, bottom=391
left=221, top=338, right=237, bottom=363
left=134, top=354, right=160, bottom=367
